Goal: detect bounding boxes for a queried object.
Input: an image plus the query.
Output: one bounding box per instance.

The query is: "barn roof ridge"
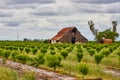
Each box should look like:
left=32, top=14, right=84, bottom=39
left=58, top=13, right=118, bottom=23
left=51, top=27, right=76, bottom=40
left=58, top=27, right=76, bottom=34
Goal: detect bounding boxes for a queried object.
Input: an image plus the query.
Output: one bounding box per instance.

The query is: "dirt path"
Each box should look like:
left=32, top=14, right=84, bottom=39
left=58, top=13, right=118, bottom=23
left=0, top=58, right=77, bottom=80
left=104, top=67, right=120, bottom=77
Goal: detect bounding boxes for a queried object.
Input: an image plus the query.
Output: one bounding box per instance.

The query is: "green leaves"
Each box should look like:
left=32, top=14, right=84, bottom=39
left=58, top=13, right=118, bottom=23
left=50, top=51, right=56, bottom=55
left=78, top=63, right=89, bottom=76
left=45, top=55, right=61, bottom=72
left=61, top=50, right=68, bottom=60
left=76, top=52, right=83, bottom=62
left=11, top=51, right=19, bottom=61
left=3, top=50, right=11, bottom=59
left=94, top=54, right=104, bottom=64
left=40, top=48, right=47, bottom=54
left=25, top=48, right=31, bottom=53
left=17, top=54, right=28, bottom=64
left=88, top=49, right=95, bottom=56
left=116, top=51, right=120, bottom=56
left=32, top=48, right=38, bottom=55
left=101, top=49, right=110, bottom=57
left=96, top=29, right=119, bottom=42
left=31, top=54, right=45, bottom=67
left=0, top=49, right=3, bottom=57
left=19, top=47, right=24, bottom=52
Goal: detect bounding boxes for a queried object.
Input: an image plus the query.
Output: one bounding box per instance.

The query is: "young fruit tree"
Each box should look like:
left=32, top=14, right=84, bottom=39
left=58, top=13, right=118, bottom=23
left=31, top=53, right=45, bottom=67
left=78, top=63, right=89, bottom=79
left=94, top=54, right=104, bottom=64
left=76, top=52, right=83, bottom=62
left=45, top=55, right=62, bottom=75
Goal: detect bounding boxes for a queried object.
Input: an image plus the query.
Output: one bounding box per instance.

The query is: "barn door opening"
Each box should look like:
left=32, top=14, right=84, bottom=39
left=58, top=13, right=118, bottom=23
left=71, top=37, right=76, bottom=44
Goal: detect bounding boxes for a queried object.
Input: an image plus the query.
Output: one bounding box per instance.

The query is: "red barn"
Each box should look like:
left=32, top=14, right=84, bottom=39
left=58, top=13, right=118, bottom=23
left=100, top=39, right=112, bottom=44
left=50, top=27, right=88, bottom=44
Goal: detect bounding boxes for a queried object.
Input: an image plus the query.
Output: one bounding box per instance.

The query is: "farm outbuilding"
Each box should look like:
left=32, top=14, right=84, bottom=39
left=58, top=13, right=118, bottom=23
left=100, top=38, right=112, bottom=44
left=50, top=27, right=88, bottom=44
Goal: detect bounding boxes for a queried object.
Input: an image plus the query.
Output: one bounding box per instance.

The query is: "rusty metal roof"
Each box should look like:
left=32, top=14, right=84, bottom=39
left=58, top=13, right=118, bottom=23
left=51, top=27, right=75, bottom=40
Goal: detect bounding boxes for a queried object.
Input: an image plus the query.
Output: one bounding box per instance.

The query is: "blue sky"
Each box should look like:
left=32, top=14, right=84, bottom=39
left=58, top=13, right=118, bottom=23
left=0, top=0, right=120, bottom=40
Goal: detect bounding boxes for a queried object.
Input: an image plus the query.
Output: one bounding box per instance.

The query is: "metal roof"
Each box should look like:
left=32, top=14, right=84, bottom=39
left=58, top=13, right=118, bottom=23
left=51, top=27, right=75, bottom=40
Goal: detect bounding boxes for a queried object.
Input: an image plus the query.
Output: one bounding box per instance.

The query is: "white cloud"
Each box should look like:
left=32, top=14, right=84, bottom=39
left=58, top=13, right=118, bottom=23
left=0, top=0, right=120, bottom=40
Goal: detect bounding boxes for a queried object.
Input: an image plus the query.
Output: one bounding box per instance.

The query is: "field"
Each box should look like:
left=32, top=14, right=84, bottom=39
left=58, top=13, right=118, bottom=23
left=0, top=41, right=120, bottom=80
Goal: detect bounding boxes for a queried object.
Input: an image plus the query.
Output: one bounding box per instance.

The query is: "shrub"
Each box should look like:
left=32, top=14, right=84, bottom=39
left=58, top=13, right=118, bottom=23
left=94, top=54, right=104, bottom=64
left=5, top=46, right=10, bottom=50
left=116, top=51, right=120, bottom=56
left=76, top=52, right=83, bottom=62
left=49, top=46, right=54, bottom=50
left=57, top=47, right=62, bottom=50
left=9, top=46, right=14, bottom=50
left=31, top=54, right=45, bottom=67
left=88, top=49, right=95, bottom=56
left=13, top=47, right=18, bottom=50
left=101, top=49, right=110, bottom=57
left=17, top=54, right=28, bottom=64
left=32, top=48, right=38, bottom=55
left=0, top=49, right=3, bottom=57
left=40, top=48, right=47, bottom=54
left=77, top=48, right=83, bottom=53
left=96, top=47, right=101, bottom=52
left=66, top=48, right=72, bottom=53
left=50, top=51, right=56, bottom=55
left=11, top=51, right=19, bottom=61
left=25, top=48, right=31, bottom=53
left=3, top=50, right=11, bottom=59
left=109, top=47, right=113, bottom=52
left=82, top=45, right=87, bottom=48
left=86, top=47, right=91, bottom=50
left=19, top=47, right=24, bottom=52
left=62, top=44, right=67, bottom=49
left=78, top=63, right=89, bottom=77
left=61, top=50, right=68, bottom=60
left=45, top=55, right=61, bottom=74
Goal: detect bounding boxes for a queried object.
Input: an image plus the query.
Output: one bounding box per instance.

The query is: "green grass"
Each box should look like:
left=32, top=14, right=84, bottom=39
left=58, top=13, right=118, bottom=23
left=0, top=67, right=18, bottom=80
left=0, top=67, right=35, bottom=80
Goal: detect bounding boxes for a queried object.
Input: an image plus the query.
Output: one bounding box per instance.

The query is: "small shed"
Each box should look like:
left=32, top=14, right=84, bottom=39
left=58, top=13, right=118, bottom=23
left=100, top=39, right=112, bottom=44
left=50, top=27, right=88, bottom=44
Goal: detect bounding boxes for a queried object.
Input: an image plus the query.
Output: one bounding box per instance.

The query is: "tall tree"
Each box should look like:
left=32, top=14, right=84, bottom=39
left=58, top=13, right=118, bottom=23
left=88, top=21, right=98, bottom=39
left=88, top=21, right=95, bottom=35
left=96, top=29, right=119, bottom=42
left=88, top=21, right=119, bottom=42
left=112, top=21, right=117, bottom=32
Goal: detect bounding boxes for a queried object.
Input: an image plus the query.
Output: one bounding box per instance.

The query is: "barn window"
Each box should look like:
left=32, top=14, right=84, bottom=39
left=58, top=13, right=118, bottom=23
left=71, top=37, right=76, bottom=44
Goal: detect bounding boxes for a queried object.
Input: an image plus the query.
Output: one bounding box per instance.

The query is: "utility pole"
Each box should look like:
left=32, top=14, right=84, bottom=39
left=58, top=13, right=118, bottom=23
left=17, top=29, right=19, bottom=40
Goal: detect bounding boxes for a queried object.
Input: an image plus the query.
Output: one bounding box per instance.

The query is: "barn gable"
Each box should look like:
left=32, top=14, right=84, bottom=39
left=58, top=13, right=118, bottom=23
left=50, top=27, right=88, bottom=43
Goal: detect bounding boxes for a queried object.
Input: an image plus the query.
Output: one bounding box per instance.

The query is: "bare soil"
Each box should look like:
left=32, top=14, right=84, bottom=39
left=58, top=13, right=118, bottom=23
left=0, top=58, right=77, bottom=80
left=104, top=67, right=120, bottom=77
